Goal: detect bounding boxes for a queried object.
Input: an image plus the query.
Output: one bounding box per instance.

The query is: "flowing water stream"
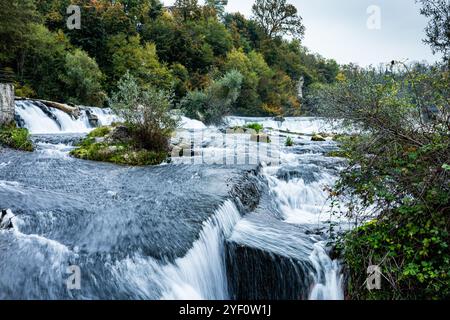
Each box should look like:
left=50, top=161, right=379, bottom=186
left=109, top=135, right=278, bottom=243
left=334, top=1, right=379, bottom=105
left=0, top=101, right=346, bottom=300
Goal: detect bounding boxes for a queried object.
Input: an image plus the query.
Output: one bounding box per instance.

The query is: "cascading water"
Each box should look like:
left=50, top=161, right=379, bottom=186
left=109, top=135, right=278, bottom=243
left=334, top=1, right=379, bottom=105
left=15, top=100, right=117, bottom=134
left=1, top=103, right=346, bottom=300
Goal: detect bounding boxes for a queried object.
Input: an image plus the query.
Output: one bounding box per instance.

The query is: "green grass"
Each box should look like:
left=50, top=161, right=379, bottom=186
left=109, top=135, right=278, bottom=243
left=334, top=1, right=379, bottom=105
left=0, top=123, right=34, bottom=151
left=88, top=126, right=111, bottom=138
left=285, top=136, right=294, bottom=147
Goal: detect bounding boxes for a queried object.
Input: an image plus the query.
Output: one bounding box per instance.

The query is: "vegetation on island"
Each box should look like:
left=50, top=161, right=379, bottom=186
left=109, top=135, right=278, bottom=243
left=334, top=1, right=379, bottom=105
left=70, top=72, right=177, bottom=165
left=0, top=123, right=34, bottom=152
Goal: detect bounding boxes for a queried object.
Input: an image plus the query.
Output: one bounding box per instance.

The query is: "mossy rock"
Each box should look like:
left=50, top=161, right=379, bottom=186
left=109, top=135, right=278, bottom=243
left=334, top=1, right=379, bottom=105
left=71, top=126, right=168, bottom=166
left=0, top=123, right=34, bottom=151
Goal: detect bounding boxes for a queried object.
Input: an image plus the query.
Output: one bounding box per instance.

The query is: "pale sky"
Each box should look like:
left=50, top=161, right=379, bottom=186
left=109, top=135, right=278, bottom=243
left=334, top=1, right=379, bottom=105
left=163, top=0, right=442, bottom=66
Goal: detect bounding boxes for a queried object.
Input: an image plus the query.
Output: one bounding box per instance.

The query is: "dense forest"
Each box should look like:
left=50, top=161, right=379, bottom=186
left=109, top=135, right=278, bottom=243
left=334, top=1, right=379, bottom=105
left=0, top=0, right=340, bottom=120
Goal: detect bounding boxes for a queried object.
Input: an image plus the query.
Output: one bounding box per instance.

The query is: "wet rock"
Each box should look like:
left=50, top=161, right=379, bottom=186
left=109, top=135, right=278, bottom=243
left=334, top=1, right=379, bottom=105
left=85, top=109, right=99, bottom=127
left=0, top=209, right=14, bottom=230
left=273, top=116, right=285, bottom=122
left=108, top=125, right=131, bottom=143
left=250, top=133, right=270, bottom=143
left=14, top=114, right=26, bottom=128
left=226, top=240, right=314, bottom=300
left=311, top=134, right=326, bottom=142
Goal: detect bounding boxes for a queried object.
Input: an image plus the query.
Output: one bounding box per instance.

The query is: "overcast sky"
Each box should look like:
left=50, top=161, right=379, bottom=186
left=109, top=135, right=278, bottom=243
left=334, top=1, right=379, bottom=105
left=163, top=0, right=441, bottom=66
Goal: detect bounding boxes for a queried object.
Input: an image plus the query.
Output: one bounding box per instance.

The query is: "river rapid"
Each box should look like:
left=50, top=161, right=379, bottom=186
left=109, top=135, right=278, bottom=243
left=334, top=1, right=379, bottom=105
left=0, top=101, right=347, bottom=300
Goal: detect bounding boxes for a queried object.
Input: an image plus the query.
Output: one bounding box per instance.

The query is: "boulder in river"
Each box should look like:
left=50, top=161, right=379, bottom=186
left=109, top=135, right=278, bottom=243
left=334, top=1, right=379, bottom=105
left=85, top=109, right=99, bottom=127
left=311, top=134, right=326, bottom=142
left=0, top=209, right=14, bottom=230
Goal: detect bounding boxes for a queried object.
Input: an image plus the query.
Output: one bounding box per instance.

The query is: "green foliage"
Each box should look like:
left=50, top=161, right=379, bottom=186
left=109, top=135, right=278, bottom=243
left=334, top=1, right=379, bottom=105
left=0, top=123, right=34, bottom=152
left=245, top=123, right=264, bottom=133
left=322, top=65, right=450, bottom=300
left=109, top=72, right=179, bottom=151
left=252, top=0, right=305, bottom=39
left=60, top=49, right=106, bottom=106
left=285, top=136, right=293, bottom=147
left=181, top=70, right=243, bottom=124
left=18, top=24, right=69, bottom=101
left=106, top=35, right=173, bottom=91
left=71, top=124, right=167, bottom=166
left=341, top=209, right=450, bottom=300
left=0, top=0, right=39, bottom=64
left=417, top=0, right=450, bottom=60
left=2, top=0, right=340, bottom=115
left=88, top=126, right=111, bottom=138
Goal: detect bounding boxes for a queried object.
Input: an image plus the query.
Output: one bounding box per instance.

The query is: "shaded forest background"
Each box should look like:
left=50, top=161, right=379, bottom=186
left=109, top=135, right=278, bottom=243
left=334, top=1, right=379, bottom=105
left=0, top=0, right=341, bottom=117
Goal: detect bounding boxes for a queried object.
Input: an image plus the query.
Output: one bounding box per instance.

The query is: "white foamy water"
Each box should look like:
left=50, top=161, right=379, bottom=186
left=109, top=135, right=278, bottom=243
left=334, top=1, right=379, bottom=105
left=15, top=100, right=117, bottom=134
left=226, top=116, right=340, bottom=135
left=112, top=200, right=241, bottom=300
left=309, top=243, right=344, bottom=300
left=180, top=116, right=207, bottom=130
left=15, top=101, right=62, bottom=134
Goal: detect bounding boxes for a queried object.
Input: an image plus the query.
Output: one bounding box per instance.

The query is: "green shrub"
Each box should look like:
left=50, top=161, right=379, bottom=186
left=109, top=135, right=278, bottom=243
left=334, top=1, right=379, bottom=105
left=0, top=124, right=34, bottom=151
left=109, top=72, right=178, bottom=152
left=71, top=123, right=168, bottom=166
left=285, top=136, right=294, bottom=147
left=245, top=123, right=264, bottom=133
left=60, top=49, right=106, bottom=106
left=324, top=65, right=450, bottom=300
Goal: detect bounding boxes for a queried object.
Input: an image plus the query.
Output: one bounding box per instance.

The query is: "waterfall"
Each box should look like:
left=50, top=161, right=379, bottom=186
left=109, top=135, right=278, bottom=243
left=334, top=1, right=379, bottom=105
left=111, top=200, right=242, bottom=300
left=15, top=100, right=117, bottom=134
left=1, top=109, right=347, bottom=300
left=261, top=161, right=345, bottom=300
left=226, top=116, right=340, bottom=135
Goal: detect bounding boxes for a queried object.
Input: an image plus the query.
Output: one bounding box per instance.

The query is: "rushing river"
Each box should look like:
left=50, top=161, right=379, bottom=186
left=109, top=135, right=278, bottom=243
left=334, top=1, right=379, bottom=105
left=0, top=101, right=346, bottom=300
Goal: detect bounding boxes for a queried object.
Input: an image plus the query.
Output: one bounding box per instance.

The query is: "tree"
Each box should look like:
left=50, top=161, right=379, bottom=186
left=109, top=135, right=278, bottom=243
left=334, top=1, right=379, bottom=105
left=19, top=24, right=69, bottom=101
left=109, top=72, right=179, bottom=151
left=205, top=0, right=228, bottom=19
left=60, top=49, right=106, bottom=106
left=106, top=34, right=173, bottom=91
left=0, top=0, right=39, bottom=65
left=251, top=0, right=305, bottom=39
left=417, top=0, right=450, bottom=60
left=174, top=0, right=201, bottom=21
left=181, top=70, right=243, bottom=124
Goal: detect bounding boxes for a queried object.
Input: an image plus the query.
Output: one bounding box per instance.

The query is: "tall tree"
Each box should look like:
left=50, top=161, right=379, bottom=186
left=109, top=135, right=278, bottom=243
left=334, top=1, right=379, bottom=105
left=205, top=0, right=228, bottom=19
left=0, top=0, right=39, bottom=66
left=251, top=0, right=305, bottom=39
left=174, top=0, right=201, bottom=21
left=417, top=0, right=450, bottom=60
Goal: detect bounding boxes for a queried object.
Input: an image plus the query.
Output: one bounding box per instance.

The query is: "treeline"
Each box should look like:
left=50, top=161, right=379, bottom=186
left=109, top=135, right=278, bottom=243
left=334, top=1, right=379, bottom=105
left=0, top=0, right=340, bottom=120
